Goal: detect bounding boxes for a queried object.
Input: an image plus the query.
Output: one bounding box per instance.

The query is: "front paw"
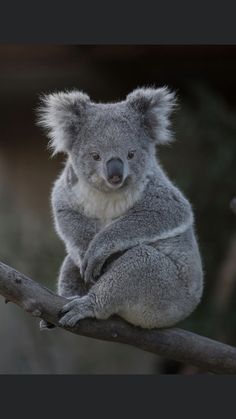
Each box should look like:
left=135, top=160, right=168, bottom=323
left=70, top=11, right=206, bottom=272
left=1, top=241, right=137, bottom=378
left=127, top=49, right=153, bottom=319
left=81, top=255, right=103, bottom=285
left=58, top=296, right=94, bottom=328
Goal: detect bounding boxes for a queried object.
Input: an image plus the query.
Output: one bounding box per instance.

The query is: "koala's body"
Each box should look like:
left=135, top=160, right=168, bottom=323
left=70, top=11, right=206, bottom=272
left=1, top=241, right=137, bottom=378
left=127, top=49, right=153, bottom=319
left=39, top=87, right=203, bottom=329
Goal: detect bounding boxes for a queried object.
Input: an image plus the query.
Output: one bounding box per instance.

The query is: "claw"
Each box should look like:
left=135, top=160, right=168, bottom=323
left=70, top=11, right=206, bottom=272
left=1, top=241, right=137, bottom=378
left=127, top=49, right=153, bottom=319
left=58, top=307, right=67, bottom=317
left=59, top=305, right=69, bottom=315
left=59, top=313, right=81, bottom=328
left=59, top=297, right=80, bottom=317
left=57, top=296, right=92, bottom=328
left=39, top=319, right=56, bottom=330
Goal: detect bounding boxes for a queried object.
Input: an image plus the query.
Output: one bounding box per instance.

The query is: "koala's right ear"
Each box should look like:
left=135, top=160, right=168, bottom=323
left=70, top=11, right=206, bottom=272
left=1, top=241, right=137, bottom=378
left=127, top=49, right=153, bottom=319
left=37, top=90, right=90, bottom=155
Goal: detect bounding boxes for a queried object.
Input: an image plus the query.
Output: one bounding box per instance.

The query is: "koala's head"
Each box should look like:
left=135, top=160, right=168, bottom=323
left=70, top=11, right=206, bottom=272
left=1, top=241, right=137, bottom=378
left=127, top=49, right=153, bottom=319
left=38, top=87, right=176, bottom=192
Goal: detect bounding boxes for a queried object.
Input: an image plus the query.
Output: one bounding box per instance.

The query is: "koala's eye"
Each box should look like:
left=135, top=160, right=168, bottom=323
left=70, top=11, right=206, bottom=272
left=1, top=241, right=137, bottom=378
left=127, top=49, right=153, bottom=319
left=127, top=150, right=135, bottom=160
left=91, top=152, right=101, bottom=161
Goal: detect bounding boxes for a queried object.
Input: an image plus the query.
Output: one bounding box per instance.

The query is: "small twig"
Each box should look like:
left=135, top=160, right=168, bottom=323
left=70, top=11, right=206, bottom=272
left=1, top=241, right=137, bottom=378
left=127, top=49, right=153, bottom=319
left=0, top=261, right=236, bottom=374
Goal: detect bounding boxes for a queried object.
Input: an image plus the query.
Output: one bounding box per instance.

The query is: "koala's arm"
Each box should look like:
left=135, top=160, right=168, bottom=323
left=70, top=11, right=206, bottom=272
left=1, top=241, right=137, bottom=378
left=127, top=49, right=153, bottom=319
left=52, top=176, right=98, bottom=267
left=81, top=177, right=193, bottom=283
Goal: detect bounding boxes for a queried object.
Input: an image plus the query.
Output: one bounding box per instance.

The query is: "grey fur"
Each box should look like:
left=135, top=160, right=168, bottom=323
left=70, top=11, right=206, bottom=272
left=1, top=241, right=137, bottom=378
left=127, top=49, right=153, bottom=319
left=38, top=86, right=203, bottom=329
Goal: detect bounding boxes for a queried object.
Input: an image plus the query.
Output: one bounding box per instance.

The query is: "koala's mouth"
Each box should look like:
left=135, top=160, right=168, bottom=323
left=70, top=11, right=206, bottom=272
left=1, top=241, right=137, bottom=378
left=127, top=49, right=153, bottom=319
left=107, top=175, right=123, bottom=186
left=92, top=174, right=131, bottom=193
left=105, top=175, right=130, bottom=191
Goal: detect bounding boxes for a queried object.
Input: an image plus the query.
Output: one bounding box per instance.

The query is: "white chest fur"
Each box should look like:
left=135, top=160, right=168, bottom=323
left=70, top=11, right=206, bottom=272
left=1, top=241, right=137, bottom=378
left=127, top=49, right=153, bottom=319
left=72, top=178, right=144, bottom=226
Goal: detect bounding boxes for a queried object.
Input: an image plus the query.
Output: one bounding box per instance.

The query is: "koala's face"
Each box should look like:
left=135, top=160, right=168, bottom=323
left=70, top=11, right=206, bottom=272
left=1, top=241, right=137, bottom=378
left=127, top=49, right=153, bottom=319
left=69, top=105, right=151, bottom=192
left=38, top=87, right=176, bottom=192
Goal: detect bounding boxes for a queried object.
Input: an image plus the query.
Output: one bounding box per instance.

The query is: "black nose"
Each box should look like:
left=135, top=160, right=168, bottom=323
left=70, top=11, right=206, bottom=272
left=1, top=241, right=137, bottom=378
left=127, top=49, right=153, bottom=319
left=106, top=158, right=124, bottom=185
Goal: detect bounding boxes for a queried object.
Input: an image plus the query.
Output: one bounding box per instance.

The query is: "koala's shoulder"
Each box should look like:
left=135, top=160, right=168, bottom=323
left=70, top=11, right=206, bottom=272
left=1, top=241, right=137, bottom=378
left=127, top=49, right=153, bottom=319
left=51, top=163, right=77, bottom=209
left=138, top=171, right=192, bottom=215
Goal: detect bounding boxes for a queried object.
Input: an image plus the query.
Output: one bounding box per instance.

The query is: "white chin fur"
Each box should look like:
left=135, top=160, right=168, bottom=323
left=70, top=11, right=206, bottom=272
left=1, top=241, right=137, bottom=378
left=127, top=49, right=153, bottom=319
left=72, top=176, right=146, bottom=226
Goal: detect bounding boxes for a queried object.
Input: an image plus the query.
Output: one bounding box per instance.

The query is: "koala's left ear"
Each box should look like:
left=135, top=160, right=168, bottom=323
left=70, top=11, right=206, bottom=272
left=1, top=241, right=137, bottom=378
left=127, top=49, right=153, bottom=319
left=126, top=87, right=177, bottom=144
left=37, top=90, right=90, bottom=155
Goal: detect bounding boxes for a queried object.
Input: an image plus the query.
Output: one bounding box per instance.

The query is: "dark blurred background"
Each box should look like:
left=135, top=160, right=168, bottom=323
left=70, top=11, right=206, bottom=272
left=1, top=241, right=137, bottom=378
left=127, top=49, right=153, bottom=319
left=0, top=45, right=236, bottom=374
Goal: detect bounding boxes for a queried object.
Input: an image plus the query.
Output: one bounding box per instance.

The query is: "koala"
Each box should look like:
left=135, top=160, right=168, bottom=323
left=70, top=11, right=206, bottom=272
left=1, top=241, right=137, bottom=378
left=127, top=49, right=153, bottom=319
left=38, top=86, right=203, bottom=330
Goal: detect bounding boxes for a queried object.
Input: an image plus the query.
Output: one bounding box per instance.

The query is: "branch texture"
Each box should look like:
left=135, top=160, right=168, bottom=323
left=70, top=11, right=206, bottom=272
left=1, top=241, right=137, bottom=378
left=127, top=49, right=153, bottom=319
left=0, top=261, right=236, bottom=374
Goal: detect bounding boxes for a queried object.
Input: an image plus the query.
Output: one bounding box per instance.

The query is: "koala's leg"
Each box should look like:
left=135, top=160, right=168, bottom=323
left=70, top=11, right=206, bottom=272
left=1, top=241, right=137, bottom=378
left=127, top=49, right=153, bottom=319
left=59, top=245, right=201, bottom=329
left=57, top=255, right=87, bottom=298
left=40, top=255, right=87, bottom=330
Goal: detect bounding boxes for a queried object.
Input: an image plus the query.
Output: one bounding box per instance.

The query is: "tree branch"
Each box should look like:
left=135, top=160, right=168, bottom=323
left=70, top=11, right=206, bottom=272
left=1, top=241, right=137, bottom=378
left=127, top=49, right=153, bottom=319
left=0, top=261, right=236, bottom=374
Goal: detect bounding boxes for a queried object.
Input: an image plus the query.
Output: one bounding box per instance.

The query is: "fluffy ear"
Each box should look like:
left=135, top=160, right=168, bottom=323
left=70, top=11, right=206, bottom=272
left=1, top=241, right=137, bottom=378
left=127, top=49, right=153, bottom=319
left=37, top=90, right=90, bottom=155
left=126, top=87, right=177, bottom=144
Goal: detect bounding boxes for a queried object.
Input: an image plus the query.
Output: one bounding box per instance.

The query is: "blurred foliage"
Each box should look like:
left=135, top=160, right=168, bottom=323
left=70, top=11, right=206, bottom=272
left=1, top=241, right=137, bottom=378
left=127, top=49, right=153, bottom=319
left=0, top=187, right=63, bottom=285
left=159, top=83, right=236, bottom=342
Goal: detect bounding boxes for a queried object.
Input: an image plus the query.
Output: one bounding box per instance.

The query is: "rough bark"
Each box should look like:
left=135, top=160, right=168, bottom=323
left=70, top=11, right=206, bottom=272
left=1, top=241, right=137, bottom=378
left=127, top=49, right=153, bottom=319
left=0, top=260, right=236, bottom=374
